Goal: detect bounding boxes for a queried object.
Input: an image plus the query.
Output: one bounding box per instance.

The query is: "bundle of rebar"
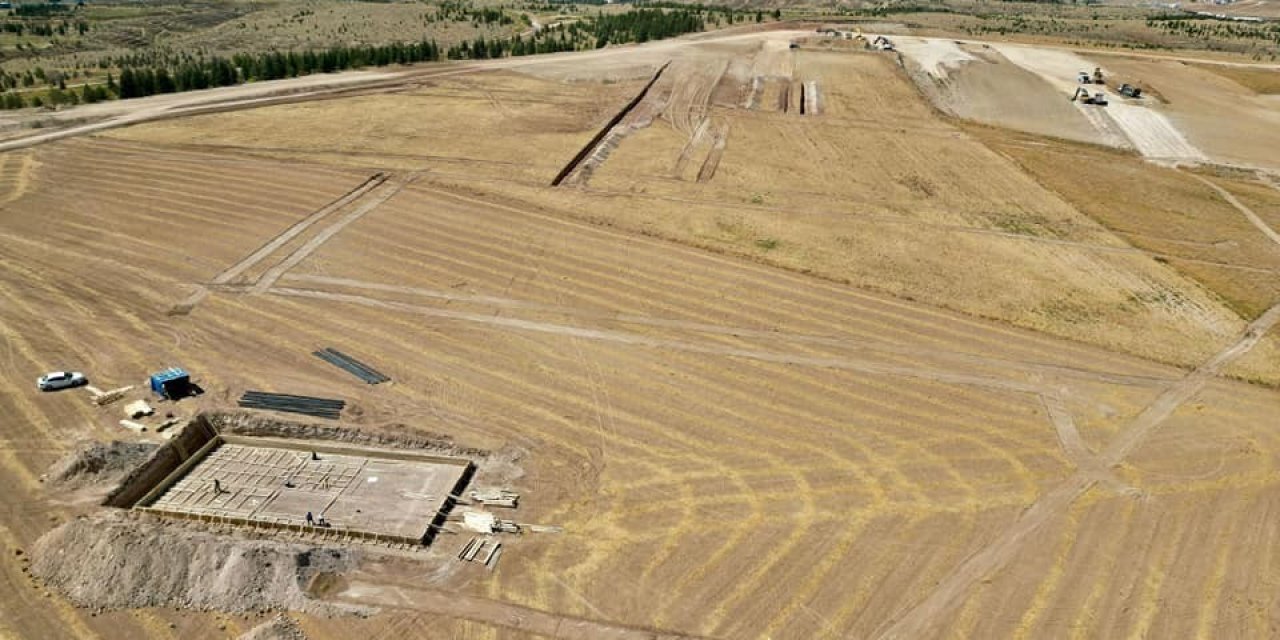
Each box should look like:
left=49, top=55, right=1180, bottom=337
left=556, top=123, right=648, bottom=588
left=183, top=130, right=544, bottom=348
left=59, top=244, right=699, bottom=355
left=312, top=347, right=389, bottom=384
left=238, top=391, right=345, bottom=419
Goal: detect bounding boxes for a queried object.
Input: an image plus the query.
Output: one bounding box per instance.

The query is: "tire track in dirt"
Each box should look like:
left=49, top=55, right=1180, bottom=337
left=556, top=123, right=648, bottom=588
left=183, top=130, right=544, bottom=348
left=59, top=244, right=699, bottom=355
left=244, top=296, right=784, bottom=620
left=694, top=121, right=729, bottom=183
left=240, top=286, right=1059, bottom=634
left=280, top=275, right=1172, bottom=390
left=381, top=185, right=1186, bottom=379
left=166, top=171, right=386, bottom=313
left=403, top=184, right=1216, bottom=375
left=0, top=151, right=36, bottom=204
left=267, top=287, right=1049, bottom=394
left=46, top=142, right=351, bottom=206
left=217, top=174, right=388, bottom=286
left=250, top=176, right=411, bottom=294
left=290, top=181, right=1187, bottom=399
left=676, top=359, right=1023, bottom=634
left=38, top=172, right=316, bottom=241
left=244, top=280, right=1054, bottom=634
left=1188, top=173, right=1280, bottom=249
left=49, top=169, right=343, bottom=234
left=331, top=579, right=705, bottom=639
left=872, top=300, right=1280, bottom=639
left=241, top=291, right=762, bottom=489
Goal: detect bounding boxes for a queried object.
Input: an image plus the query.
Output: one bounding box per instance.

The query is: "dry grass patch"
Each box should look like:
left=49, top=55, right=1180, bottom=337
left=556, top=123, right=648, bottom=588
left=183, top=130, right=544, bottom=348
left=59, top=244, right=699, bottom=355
left=1192, top=63, right=1280, bottom=94
left=106, top=71, right=639, bottom=183
left=973, top=126, right=1280, bottom=319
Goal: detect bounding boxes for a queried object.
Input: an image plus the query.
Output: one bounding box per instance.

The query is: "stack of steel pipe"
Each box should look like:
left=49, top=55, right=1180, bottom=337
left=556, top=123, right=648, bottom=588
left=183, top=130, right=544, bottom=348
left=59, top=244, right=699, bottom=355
left=238, top=391, right=345, bottom=419
left=312, top=347, right=390, bottom=384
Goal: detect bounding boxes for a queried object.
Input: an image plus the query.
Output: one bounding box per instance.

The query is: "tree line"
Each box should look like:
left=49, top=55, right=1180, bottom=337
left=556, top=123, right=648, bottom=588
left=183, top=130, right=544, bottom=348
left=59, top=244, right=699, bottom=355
left=0, top=7, right=716, bottom=109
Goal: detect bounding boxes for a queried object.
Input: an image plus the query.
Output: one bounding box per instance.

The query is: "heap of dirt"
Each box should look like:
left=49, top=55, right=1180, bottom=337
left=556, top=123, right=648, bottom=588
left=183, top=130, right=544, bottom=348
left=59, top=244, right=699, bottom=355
left=206, top=411, right=489, bottom=458
left=29, top=513, right=366, bottom=616
left=238, top=614, right=307, bottom=640
left=44, top=441, right=159, bottom=490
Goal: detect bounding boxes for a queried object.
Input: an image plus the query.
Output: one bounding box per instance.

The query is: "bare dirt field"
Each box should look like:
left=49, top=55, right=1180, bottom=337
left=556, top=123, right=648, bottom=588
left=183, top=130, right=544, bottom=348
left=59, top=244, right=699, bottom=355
left=895, top=36, right=1280, bottom=171
left=1, top=26, right=1279, bottom=640
left=897, top=37, right=1110, bottom=146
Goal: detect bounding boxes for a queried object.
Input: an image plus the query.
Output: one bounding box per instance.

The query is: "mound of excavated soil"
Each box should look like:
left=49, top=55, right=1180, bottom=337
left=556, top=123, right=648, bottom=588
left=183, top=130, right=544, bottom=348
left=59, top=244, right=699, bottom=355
left=30, top=514, right=365, bottom=616
left=238, top=614, right=307, bottom=640
left=207, top=411, right=488, bottom=458
left=44, top=441, right=158, bottom=490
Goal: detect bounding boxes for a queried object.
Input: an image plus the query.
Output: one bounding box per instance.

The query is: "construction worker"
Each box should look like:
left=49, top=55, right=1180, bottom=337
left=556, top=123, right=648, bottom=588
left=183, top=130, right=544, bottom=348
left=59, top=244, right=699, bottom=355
left=306, top=511, right=314, bottom=526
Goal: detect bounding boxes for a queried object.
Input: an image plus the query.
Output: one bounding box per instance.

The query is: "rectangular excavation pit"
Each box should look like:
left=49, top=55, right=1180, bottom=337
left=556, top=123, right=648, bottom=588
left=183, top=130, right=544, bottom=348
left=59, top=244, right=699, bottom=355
left=125, top=432, right=473, bottom=546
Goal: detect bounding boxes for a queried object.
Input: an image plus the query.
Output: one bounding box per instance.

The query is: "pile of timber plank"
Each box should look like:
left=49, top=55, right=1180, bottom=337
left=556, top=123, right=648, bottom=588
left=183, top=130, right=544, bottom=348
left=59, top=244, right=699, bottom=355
left=458, top=536, right=502, bottom=569
left=312, top=348, right=389, bottom=384
left=238, top=391, right=345, bottom=419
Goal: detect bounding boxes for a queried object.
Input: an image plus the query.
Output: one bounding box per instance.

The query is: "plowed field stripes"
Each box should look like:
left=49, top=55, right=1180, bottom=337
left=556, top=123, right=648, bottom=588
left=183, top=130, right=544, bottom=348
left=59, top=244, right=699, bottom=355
left=250, top=177, right=410, bottom=293
left=279, top=274, right=1173, bottom=388
left=332, top=579, right=705, bottom=639
left=219, top=174, right=388, bottom=286
left=873, top=300, right=1280, bottom=639
left=267, top=287, right=1048, bottom=394
left=406, top=184, right=1186, bottom=375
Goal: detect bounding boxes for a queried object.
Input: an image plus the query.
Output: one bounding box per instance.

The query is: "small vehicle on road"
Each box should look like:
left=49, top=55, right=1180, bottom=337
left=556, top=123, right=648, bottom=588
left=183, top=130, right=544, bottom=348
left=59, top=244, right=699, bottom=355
left=37, top=371, right=87, bottom=391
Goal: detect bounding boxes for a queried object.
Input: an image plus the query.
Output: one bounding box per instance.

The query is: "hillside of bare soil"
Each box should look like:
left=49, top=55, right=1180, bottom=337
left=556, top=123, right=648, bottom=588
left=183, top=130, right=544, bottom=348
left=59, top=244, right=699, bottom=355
left=30, top=514, right=364, bottom=616
left=44, top=441, right=158, bottom=490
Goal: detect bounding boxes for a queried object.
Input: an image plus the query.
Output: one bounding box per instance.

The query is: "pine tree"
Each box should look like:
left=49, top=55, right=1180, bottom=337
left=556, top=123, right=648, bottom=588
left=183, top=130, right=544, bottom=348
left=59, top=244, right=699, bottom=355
left=118, top=67, right=137, bottom=99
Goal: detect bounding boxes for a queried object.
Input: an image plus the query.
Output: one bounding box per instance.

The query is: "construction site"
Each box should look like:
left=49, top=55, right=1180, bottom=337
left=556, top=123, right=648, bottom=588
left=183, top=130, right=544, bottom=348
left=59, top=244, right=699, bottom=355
left=0, top=16, right=1279, bottom=640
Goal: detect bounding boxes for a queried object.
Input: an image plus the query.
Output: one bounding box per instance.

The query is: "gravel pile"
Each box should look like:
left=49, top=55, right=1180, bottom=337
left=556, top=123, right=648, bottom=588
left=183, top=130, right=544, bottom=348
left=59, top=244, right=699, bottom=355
left=238, top=614, right=308, bottom=640
left=30, top=514, right=364, bottom=616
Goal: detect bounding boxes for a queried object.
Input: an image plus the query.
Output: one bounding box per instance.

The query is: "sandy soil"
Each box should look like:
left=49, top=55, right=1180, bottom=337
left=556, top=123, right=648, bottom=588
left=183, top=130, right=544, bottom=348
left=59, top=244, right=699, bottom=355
left=899, top=38, right=1107, bottom=145
left=1097, top=54, right=1280, bottom=171
left=972, top=125, right=1280, bottom=331
left=893, top=37, right=1268, bottom=166
left=0, top=27, right=1278, bottom=640
left=988, top=42, right=1206, bottom=162
left=31, top=514, right=362, bottom=615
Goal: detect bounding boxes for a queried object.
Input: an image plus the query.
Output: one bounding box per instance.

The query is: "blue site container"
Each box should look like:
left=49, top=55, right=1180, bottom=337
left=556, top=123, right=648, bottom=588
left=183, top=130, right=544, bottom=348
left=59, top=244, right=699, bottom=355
left=149, top=367, right=190, bottom=399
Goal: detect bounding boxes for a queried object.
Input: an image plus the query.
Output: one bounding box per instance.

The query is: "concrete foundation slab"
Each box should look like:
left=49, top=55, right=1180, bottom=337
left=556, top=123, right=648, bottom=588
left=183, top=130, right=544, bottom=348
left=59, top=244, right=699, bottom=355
left=141, top=435, right=472, bottom=544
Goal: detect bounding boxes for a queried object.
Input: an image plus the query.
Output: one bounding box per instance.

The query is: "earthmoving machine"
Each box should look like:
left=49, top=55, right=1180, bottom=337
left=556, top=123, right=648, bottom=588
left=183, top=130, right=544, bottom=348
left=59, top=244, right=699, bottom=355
left=1118, top=83, right=1143, bottom=98
left=1077, top=68, right=1104, bottom=84
left=1070, top=87, right=1108, bottom=105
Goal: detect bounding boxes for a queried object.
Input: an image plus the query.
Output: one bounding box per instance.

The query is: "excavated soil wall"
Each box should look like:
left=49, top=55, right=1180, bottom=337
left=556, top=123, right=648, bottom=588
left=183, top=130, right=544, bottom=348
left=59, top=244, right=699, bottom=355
left=103, top=416, right=218, bottom=508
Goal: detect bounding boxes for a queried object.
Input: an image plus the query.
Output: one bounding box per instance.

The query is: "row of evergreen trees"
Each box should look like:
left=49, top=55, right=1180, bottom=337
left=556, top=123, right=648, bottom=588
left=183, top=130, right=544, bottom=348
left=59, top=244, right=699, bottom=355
left=117, top=39, right=446, bottom=99
left=0, top=8, right=714, bottom=109
left=590, top=8, right=702, bottom=45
